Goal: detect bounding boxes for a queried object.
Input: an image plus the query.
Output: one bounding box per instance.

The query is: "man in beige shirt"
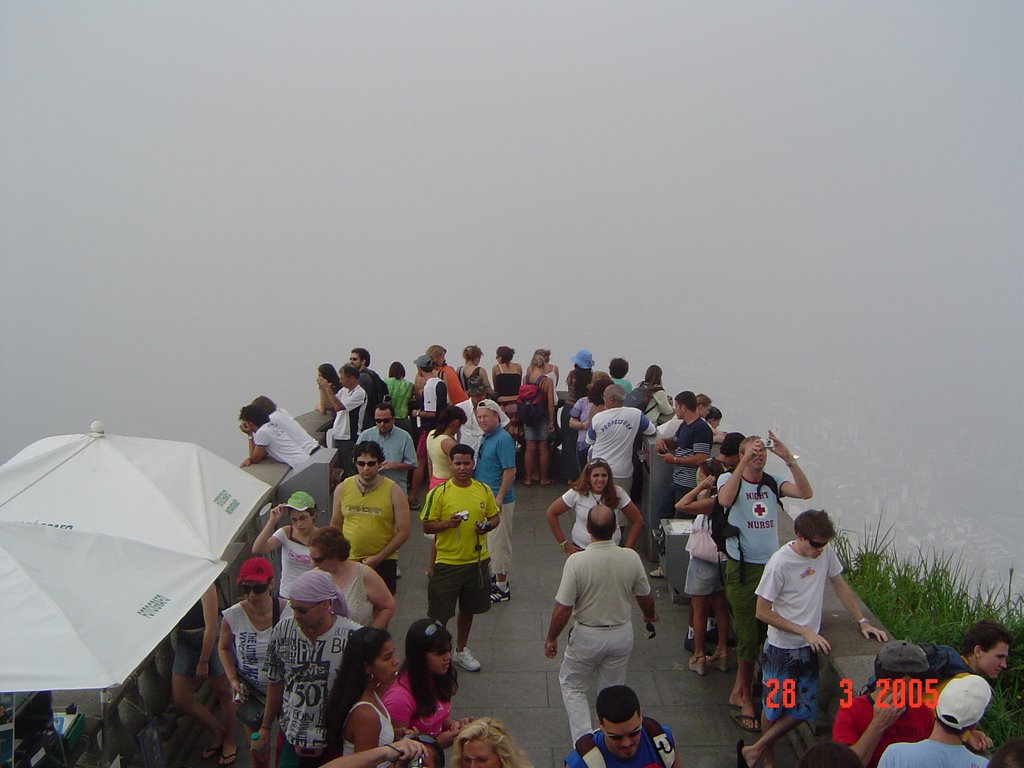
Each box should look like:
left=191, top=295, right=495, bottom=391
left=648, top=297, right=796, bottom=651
left=545, top=505, right=659, bottom=743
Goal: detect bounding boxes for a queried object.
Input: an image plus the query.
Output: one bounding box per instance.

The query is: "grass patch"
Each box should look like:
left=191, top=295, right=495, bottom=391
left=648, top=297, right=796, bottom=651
left=834, top=522, right=1023, bottom=747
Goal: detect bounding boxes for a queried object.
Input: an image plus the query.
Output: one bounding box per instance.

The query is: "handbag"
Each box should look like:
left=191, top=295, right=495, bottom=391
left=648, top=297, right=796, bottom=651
left=686, top=514, right=720, bottom=563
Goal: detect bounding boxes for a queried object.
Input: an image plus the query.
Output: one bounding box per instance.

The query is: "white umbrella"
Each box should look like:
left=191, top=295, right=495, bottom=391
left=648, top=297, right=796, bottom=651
left=0, top=422, right=273, bottom=692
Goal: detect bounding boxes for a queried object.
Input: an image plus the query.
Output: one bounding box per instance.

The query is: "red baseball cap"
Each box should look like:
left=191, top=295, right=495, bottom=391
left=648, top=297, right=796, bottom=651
left=237, top=557, right=274, bottom=584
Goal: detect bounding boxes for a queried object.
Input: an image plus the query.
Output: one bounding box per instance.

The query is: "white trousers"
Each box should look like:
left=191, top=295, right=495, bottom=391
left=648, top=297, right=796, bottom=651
left=488, top=501, right=515, bottom=577
left=559, top=622, right=634, bottom=742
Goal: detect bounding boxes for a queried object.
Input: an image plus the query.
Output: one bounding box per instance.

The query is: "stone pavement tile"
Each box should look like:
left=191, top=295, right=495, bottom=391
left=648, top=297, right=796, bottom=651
left=455, top=671, right=550, bottom=709
left=464, top=609, right=548, bottom=640
left=681, top=741, right=799, bottom=768
left=652, top=665, right=735, bottom=706
left=481, top=706, right=572, bottom=749
left=522, top=746, right=560, bottom=768
left=486, top=639, right=565, bottom=672
left=656, top=704, right=756, bottom=749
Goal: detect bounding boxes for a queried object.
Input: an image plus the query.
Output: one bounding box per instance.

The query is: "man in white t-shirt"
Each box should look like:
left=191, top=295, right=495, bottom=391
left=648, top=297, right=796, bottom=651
left=239, top=404, right=311, bottom=469
left=585, top=385, right=656, bottom=495
left=738, top=510, right=886, bottom=768
left=327, top=364, right=367, bottom=477
left=251, top=396, right=320, bottom=456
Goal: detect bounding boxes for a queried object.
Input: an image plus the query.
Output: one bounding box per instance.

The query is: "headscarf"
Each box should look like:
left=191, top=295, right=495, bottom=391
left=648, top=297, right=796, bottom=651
left=288, top=570, right=349, bottom=617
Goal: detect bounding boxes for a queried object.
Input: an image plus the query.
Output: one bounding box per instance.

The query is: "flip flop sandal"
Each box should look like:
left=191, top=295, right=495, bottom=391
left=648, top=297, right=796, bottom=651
left=218, top=752, right=238, bottom=766
left=729, top=711, right=761, bottom=733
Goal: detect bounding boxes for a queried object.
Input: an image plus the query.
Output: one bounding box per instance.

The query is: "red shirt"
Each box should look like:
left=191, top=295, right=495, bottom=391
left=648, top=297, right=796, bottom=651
left=832, top=695, right=934, bottom=768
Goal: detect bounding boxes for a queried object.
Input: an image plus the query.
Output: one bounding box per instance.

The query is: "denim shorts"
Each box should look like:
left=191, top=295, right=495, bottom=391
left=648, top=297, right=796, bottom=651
left=523, top=419, right=549, bottom=441
left=173, top=628, right=225, bottom=677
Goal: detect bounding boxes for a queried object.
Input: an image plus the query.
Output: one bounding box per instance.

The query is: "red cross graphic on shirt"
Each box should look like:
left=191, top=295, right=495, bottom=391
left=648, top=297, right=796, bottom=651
left=753, top=502, right=768, bottom=518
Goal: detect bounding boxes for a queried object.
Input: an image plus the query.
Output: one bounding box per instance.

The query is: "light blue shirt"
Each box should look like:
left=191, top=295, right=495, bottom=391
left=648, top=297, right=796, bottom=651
left=475, top=428, right=516, bottom=503
left=356, top=426, right=417, bottom=490
left=879, top=739, right=988, bottom=768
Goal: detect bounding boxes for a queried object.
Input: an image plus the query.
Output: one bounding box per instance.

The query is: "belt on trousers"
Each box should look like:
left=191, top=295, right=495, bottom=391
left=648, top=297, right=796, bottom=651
left=576, top=622, right=627, bottom=629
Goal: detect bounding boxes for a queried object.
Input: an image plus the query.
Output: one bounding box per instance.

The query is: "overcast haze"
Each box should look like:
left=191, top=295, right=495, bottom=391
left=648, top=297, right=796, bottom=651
left=2, top=3, right=1021, bottom=588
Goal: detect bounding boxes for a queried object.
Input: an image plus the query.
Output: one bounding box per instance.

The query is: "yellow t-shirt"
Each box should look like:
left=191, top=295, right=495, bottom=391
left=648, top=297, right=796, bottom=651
left=338, top=476, right=398, bottom=561
left=421, top=480, right=499, bottom=566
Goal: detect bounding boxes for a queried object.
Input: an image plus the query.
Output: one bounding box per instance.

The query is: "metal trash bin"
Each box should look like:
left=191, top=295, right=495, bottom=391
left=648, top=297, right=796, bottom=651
left=659, top=519, right=692, bottom=604
left=642, top=437, right=673, bottom=562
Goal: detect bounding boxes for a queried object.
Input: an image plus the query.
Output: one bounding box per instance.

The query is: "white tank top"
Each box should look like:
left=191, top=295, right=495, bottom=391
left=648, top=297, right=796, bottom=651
left=342, top=693, right=395, bottom=767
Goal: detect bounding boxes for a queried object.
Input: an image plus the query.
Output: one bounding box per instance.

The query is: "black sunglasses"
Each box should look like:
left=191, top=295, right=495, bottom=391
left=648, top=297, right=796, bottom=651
left=604, top=725, right=643, bottom=741
left=241, top=583, right=269, bottom=595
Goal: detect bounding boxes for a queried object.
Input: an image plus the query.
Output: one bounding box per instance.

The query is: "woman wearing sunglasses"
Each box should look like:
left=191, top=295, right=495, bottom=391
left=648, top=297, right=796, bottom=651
left=324, top=627, right=399, bottom=764
left=546, top=460, right=643, bottom=553
left=218, top=558, right=280, bottom=719
left=382, top=619, right=473, bottom=748
left=310, top=527, right=395, bottom=629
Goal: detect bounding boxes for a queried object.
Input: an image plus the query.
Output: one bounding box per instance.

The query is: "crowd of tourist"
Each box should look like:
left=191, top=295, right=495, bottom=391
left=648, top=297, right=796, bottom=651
left=164, top=344, right=1016, bottom=768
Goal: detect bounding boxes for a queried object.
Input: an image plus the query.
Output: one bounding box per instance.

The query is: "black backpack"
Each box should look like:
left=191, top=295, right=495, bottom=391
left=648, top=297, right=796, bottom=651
left=709, top=473, right=782, bottom=583
left=360, top=368, right=389, bottom=430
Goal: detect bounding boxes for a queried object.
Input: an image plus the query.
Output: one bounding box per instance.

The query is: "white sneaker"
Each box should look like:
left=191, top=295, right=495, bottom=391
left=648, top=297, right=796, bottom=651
left=452, top=647, right=481, bottom=672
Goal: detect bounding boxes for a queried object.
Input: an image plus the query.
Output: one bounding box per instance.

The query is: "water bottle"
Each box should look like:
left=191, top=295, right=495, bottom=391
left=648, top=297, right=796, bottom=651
left=250, top=732, right=269, bottom=768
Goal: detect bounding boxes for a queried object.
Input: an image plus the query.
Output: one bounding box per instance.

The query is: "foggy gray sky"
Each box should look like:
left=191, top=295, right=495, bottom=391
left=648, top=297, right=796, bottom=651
left=2, top=3, right=1021, bottom=586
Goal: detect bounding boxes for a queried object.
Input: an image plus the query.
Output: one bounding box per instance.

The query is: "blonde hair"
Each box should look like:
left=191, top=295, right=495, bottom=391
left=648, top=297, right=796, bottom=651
left=454, top=718, right=533, bottom=768
left=739, top=435, right=763, bottom=456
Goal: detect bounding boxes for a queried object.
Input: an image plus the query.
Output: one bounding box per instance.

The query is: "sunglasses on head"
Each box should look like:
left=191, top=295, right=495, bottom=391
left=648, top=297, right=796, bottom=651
left=241, top=583, right=269, bottom=595
left=423, top=620, right=444, bottom=638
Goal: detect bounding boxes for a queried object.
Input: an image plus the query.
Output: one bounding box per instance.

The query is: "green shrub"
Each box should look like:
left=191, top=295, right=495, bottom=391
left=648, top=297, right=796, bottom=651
left=835, top=524, right=1023, bottom=747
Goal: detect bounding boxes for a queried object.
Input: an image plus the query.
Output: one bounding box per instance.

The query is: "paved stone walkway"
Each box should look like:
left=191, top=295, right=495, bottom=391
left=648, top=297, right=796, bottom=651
left=181, top=481, right=797, bottom=768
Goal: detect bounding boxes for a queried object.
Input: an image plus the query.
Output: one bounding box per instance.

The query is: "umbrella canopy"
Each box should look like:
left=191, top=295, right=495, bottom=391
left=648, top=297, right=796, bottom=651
left=0, top=424, right=272, bottom=691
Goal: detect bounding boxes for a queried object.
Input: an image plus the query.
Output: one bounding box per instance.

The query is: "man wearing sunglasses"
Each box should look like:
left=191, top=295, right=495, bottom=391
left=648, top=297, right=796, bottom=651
left=738, top=510, right=886, bottom=768
left=330, top=441, right=410, bottom=595
left=565, top=685, right=678, bottom=768
left=256, top=570, right=359, bottom=768
left=356, top=403, right=417, bottom=492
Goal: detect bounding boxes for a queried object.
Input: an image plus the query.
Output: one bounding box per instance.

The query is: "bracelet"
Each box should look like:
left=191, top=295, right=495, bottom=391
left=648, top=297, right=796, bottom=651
left=558, top=541, right=568, bottom=550
left=385, top=744, right=402, bottom=756
left=198, top=657, right=209, bottom=662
